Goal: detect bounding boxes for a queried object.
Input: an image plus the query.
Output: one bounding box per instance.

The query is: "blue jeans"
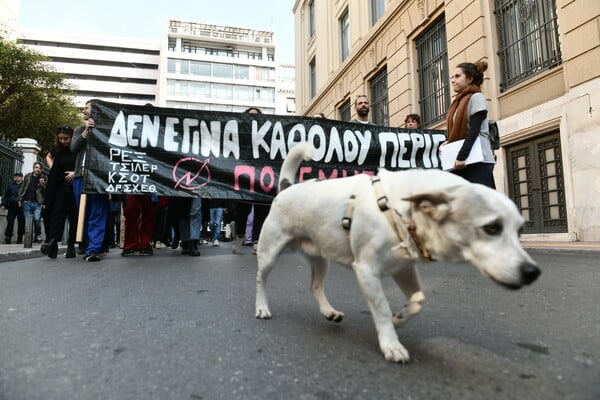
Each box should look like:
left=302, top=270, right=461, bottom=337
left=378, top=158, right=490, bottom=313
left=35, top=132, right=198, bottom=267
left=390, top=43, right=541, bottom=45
left=210, top=207, right=223, bottom=241
left=22, top=200, right=42, bottom=237
left=73, top=177, right=109, bottom=254
left=179, top=197, right=202, bottom=241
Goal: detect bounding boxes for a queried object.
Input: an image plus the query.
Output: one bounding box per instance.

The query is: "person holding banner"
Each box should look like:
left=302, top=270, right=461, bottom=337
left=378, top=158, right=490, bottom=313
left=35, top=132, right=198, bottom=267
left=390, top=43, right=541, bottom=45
left=71, top=100, right=110, bottom=262
left=350, top=95, right=370, bottom=124
left=231, top=106, right=265, bottom=254
left=120, top=194, right=157, bottom=256
left=443, top=60, right=496, bottom=188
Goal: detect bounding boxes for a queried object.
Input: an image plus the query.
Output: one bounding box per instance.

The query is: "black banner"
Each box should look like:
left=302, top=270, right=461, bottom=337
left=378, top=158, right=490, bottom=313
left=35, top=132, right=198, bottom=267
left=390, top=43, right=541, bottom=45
left=84, top=100, right=447, bottom=202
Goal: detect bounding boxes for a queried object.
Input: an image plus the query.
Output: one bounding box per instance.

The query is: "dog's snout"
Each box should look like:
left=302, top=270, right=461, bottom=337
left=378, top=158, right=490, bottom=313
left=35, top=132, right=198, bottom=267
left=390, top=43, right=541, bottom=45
left=520, top=262, right=541, bottom=285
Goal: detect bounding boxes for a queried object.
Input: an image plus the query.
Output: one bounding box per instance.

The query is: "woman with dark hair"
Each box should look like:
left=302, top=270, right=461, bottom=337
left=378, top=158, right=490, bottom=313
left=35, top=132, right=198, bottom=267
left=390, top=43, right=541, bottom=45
left=41, top=125, right=78, bottom=258
left=444, top=60, right=496, bottom=188
left=404, top=113, right=421, bottom=129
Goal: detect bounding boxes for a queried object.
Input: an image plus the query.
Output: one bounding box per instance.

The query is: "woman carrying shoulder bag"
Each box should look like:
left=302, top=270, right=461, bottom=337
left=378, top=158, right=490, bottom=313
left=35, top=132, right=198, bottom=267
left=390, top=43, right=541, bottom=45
left=445, top=60, right=496, bottom=188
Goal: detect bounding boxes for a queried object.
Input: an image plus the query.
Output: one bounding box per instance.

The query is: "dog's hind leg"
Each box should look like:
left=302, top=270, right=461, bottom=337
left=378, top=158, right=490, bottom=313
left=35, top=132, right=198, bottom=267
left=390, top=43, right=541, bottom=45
left=305, top=255, right=344, bottom=322
left=255, top=231, right=289, bottom=319
left=354, top=263, right=410, bottom=363
left=392, top=264, right=425, bottom=326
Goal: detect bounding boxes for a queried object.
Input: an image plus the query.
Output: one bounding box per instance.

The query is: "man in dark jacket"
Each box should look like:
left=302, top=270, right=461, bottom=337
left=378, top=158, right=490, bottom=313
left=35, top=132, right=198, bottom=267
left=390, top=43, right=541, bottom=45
left=18, top=162, right=45, bottom=243
left=2, top=172, right=25, bottom=244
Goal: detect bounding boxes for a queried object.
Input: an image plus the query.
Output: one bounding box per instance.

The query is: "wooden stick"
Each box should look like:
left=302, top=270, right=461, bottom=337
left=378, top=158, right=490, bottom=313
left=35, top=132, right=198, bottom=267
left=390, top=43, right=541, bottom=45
left=76, top=194, right=87, bottom=242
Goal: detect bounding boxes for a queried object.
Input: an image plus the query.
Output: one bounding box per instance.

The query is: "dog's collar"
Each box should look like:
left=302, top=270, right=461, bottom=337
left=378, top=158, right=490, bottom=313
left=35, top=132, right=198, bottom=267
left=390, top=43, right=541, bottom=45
left=341, top=176, right=433, bottom=261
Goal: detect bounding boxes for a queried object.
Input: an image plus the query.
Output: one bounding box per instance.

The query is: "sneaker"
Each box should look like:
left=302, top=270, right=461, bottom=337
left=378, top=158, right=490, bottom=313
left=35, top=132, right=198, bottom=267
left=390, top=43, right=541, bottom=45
left=154, top=241, right=166, bottom=249
left=139, top=249, right=154, bottom=256
left=213, top=239, right=219, bottom=247
left=84, top=252, right=101, bottom=262
left=231, top=235, right=244, bottom=254
left=121, top=249, right=137, bottom=257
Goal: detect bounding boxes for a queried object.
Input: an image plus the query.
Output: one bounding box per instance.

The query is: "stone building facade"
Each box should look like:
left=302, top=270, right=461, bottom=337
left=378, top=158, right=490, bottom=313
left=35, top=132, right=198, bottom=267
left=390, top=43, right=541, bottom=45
left=293, top=0, right=600, bottom=242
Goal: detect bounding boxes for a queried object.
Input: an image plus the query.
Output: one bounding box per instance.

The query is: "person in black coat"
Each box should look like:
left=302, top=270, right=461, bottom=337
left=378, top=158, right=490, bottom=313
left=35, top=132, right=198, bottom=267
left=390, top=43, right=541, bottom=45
left=2, top=172, right=25, bottom=244
left=41, top=126, right=77, bottom=258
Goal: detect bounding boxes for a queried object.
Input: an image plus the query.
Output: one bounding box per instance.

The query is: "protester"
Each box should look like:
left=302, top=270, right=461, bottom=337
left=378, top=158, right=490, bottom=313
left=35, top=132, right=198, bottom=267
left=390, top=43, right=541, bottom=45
left=2, top=172, right=25, bottom=244
left=121, top=194, right=157, bottom=256
left=104, top=195, right=122, bottom=249
left=18, top=162, right=45, bottom=243
left=41, top=126, right=77, bottom=258
left=171, top=197, right=202, bottom=256
left=231, top=107, right=263, bottom=254
left=350, top=95, right=370, bottom=124
left=71, top=100, right=109, bottom=261
left=444, top=60, right=496, bottom=188
left=209, top=198, right=227, bottom=246
left=404, top=114, right=421, bottom=129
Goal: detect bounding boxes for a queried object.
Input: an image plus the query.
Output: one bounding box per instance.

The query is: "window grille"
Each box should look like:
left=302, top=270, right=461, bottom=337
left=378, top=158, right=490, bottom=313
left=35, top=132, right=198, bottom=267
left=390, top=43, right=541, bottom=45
left=370, top=68, right=389, bottom=126
left=495, top=0, right=561, bottom=91
left=338, top=99, right=351, bottom=122
left=416, top=18, right=450, bottom=127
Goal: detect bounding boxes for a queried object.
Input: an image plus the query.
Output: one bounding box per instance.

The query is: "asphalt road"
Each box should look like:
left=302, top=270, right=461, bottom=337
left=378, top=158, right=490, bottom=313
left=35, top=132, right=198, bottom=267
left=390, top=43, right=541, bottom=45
left=0, top=245, right=598, bottom=400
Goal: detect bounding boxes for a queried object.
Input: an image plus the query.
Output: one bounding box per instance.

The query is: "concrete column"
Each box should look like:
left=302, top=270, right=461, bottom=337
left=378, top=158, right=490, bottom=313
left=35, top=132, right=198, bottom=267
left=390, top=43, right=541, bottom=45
left=14, top=138, right=42, bottom=174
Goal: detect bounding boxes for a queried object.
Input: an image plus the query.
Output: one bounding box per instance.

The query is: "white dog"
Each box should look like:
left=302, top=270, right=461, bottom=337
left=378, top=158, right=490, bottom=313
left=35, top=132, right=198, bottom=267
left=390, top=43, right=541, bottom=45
left=255, top=143, right=540, bottom=363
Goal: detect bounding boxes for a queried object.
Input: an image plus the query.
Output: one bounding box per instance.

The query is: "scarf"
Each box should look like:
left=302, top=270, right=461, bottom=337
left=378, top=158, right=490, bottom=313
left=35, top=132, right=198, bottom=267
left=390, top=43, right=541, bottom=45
left=446, top=84, right=481, bottom=143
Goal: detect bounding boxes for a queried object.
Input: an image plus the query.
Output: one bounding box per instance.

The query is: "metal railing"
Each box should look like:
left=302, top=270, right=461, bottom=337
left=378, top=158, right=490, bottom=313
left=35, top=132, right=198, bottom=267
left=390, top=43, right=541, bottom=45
left=0, top=137, right=24, bottom=197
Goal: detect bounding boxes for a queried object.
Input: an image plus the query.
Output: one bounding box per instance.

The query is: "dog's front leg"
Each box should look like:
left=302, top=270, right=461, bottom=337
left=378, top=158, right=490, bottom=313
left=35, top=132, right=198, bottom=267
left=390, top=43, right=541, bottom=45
left=354, top=264, right=410, bottom=363
left=392, top=264, right=425, bottom=326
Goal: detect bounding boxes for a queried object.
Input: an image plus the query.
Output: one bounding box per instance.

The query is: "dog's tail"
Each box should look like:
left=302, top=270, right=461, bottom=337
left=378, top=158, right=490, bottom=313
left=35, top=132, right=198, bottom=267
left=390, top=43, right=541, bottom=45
left=279, top=142, right=313, bottom=191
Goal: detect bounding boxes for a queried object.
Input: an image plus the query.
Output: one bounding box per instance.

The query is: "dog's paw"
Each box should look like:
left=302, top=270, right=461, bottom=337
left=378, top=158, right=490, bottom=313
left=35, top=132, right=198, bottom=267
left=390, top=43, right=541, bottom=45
left=324, top=310, right=345, bottom=323
left=255, top=307, right=272, bottom=319
left=381, top=343, right=410, bottom=363
left=393, top=292, right=425, bottom=326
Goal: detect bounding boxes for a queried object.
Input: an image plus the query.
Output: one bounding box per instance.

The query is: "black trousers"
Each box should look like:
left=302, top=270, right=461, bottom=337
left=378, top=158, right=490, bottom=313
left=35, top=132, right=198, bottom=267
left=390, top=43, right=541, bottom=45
left=5, top=202, right=25, bottom=239
left=452, top=162, right=496, bottom=189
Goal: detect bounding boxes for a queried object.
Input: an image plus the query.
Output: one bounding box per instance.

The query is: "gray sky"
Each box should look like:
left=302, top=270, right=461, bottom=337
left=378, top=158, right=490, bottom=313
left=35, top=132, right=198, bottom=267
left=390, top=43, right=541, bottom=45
left=18, top=0, right=296, bottom=64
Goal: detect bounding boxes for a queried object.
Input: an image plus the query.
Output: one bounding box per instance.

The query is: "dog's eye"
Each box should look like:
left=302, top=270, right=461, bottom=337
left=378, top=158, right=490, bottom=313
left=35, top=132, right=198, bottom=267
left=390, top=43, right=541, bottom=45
left=483, top=223, right=503, bottom=236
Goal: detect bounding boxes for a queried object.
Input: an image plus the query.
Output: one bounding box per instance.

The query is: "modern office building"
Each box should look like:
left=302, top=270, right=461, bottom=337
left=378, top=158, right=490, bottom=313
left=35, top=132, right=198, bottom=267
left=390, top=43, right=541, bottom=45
left=158, top=20, right=279, bottom=114
left=17, top=30, right=160, bottom=107
left=294, top=0, right=600, bottom=243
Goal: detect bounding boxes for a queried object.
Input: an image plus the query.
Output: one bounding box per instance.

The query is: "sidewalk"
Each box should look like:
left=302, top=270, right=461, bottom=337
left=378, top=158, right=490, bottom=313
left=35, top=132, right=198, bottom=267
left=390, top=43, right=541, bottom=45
left=0, top=241, right=599, bottom=263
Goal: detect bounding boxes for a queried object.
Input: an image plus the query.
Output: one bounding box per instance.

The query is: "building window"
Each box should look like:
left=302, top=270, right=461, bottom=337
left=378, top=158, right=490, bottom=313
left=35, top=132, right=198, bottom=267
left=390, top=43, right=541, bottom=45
left=495, top=0, right=562, bottom=91
left=370, top=67, right=388, bottom=126
left=338, top=99, right=351, bottom=122
left=370, top=0, right=385, bottom=26
left=190, top=60, right=211, bottom=77
left=286, top=97, right=296, bottom=113
left=213, top=63, right=233, bottom=79
left=416, top=18, right=450, bottom=127
left=309, top=0, right=315, bottom=37
left=339, top=9, right=350, bottom=62
left=309, top=57, right=316, bottom=99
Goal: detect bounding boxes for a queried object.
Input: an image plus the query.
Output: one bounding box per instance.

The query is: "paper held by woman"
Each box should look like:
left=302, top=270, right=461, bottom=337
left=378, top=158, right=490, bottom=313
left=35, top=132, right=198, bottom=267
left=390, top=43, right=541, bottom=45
left=440, top=137, right=484, bottom=171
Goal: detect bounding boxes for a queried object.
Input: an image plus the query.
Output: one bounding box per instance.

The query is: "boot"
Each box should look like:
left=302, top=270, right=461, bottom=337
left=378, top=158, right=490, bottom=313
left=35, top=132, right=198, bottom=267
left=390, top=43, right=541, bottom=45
left=49, top=239, right=58, bottom=259
left=66, top=243, right=76, bottom=258
left=41, top=239, right=51, bottom=256
left=188, top=240, right=201, bottom=257
left=4, top=237, right=11, bottom=244
left=42, top=238, right=58, bottom=258
left=180, top=240, right=190, bottom=255
left=16, top=235, right=22, bottom=244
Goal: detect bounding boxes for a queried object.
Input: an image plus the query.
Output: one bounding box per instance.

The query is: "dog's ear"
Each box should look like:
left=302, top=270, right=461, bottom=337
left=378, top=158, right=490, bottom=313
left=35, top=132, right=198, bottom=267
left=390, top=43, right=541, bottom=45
left=403, top=191, right=453, bottom=222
